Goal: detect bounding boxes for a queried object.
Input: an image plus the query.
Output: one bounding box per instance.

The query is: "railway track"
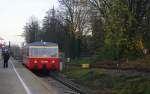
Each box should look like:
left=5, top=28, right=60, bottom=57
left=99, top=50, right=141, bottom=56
left=33, top=71, right=92, bottom=94
left=46, top=76, right=79, bottom=94
left=65, top=63, right=150, bottom=79
left=66, top=63, right=150, bottom=73
left=49, top=72, right=92, bottom=94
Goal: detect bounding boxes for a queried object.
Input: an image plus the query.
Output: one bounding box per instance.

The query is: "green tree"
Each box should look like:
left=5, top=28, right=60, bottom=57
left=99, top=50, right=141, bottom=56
left=125, top=0, right=150, bottom=50
left=102, top=0, right=135, bottom=60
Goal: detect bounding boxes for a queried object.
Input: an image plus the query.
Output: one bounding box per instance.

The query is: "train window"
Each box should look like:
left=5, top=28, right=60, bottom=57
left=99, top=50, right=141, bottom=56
left=27, top=48, right=29, bottom=56
left=49, top=48, right=58, bottom=57
left=30, top=47, right=58, bottom=58
left=23, top=47, right=29, bottom=57
left=30, top=48, right=39, bottom=57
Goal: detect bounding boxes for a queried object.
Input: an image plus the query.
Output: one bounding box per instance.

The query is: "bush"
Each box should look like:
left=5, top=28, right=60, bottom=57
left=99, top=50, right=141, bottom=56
left=92, top=46, right=118, bottom=62
left=92, top=46, right=144, bottom=62
left=71, top=57, right=92, bottom=64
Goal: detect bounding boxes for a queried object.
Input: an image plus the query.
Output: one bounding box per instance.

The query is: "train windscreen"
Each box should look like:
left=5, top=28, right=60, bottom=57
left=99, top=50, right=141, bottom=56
left=29, top=47, right=58, bottom=58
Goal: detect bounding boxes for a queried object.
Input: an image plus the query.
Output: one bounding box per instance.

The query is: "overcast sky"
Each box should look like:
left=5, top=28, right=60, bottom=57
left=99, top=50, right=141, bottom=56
left=0, top=0, right=58, bottom=45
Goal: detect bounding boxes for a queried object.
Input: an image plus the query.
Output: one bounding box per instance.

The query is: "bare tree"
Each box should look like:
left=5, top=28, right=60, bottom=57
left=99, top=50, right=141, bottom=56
left=58, top=0, right=90, bottom=57
left=88, top=0, right=111, bottom=18
left=24, top=16, right=41, bottom=43
left=59, top=0, right=89, bottom=37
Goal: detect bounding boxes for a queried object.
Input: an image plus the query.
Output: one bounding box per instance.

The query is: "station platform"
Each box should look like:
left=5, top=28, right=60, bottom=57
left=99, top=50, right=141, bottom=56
left=0, top=58, right=55, bottom=94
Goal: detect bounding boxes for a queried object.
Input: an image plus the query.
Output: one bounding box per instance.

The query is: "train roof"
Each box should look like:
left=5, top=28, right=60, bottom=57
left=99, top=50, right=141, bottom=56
left=26, top=41, right=58, bottom=47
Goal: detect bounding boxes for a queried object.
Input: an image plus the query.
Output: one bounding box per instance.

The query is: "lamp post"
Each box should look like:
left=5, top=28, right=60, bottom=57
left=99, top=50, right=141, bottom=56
left=9, top=41, right=11, bottom=48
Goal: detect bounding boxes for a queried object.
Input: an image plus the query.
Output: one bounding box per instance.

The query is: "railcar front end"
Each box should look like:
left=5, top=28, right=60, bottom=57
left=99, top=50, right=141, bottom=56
left=23, top=42, right=60, bottom=71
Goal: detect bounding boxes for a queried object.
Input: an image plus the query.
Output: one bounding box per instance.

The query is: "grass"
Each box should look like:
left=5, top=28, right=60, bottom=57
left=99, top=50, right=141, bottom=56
left=115, top=77, right=150, bottom=94
left=70, top=57, right=92, bottom=64
left=63, top=67, right=150, bottom=94
left=64, top=56, right=150, bottom=93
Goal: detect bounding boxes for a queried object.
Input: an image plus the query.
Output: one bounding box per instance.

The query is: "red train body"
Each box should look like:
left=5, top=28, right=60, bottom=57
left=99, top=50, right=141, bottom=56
left=22, top=42, right=60, bottom=71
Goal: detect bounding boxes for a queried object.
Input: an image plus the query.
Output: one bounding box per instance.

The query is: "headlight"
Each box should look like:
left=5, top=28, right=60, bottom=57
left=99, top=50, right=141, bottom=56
left=51, top=60, right=55, bottom=64
left=34, top=60, right=38, bottom=63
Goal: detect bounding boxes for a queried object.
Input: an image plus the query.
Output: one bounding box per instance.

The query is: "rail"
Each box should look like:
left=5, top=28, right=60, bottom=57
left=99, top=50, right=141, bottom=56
left=66, top=63, right=150, bottom=72
left=49, top=72, right=93, bottom=94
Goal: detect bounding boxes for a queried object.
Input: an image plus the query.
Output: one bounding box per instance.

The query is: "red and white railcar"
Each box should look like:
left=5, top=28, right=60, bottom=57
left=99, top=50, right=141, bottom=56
left=22, top=42, right=60, bottom=71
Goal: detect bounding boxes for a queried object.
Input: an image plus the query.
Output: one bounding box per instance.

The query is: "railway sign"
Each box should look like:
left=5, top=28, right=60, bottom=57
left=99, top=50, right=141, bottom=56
left=143, top=48, right=148, bottom=55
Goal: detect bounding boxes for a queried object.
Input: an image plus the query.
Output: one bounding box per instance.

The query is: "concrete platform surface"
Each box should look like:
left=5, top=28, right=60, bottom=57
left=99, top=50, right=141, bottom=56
left=0, top=58, right=56, bottom=94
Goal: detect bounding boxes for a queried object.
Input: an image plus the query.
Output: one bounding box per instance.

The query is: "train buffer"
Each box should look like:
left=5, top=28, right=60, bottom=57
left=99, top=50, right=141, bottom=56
left=0, top=58, right=55, bottom=94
